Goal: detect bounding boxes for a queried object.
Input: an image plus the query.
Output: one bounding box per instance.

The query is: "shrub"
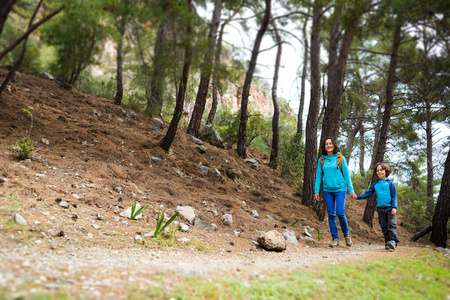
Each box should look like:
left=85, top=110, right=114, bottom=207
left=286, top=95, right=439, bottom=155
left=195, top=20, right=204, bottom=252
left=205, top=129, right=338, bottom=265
left=8, top=137, right=34, bottom=160
left=277, top=134, right=305, bottom=191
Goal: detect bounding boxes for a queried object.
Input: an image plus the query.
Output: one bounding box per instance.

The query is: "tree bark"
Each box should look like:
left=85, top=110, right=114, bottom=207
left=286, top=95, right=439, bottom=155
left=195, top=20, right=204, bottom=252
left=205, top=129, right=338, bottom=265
left=206, top=6, right=241, bottom=125
left=146, top=15, right=169, bottom=116
left=269, top=17, right=282, bottom=169
left=0, top=5, right=64, bottom=62
left=430, top=146, right=450, bottom=247
left=296, top=17, right=308, bottom=140
left=160, top=0, right=193, bottom=151
left=237, top=0, right=271, bottom=158
left=370, top=84, right=385, bottom=169
left=363, top=22, right=402, bottom=226
left=0, top=0, right=43, bottom=95
left=359, top=124, right=365, bottom=175
left=410, top=225, right=432, bottom=242
left=425, top=98, right=434, bottom=215
left=0, top=0, right=17, bottom=36
left=187, top=0, right=222, bottom=137
left=320, top=14, right=360, bottom=145
left=302, top=2, right=322, bottom=207
left=114, top=3, right=128, bottom=106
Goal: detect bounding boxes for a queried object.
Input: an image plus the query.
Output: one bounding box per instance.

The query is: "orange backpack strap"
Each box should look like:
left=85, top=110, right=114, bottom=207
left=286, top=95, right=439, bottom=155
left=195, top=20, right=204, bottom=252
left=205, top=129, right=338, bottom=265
left=320, top=156, right=325, bottom=169
left=337, top=153, right=343, bottom=173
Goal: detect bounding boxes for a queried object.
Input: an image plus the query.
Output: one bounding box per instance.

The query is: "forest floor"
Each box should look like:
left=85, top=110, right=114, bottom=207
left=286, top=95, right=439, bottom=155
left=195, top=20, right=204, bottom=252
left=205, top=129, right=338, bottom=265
left=0, top=70, right=440, bottom=299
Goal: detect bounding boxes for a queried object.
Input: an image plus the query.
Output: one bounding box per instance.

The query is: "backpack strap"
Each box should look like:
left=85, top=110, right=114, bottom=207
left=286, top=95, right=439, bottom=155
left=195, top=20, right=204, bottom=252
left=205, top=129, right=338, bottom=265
left=321, top=154, right=343, bottom=175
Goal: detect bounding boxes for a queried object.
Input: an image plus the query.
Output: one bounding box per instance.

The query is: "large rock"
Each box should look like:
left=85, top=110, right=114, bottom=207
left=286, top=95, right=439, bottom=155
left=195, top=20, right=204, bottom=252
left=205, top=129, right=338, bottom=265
left=283, top=229, right=299, bottom=244
left=176, top=206, right=196, bottom=224
left=257, top=230, right=286, bottom=252
left=198, top=125, right=225, bottom=148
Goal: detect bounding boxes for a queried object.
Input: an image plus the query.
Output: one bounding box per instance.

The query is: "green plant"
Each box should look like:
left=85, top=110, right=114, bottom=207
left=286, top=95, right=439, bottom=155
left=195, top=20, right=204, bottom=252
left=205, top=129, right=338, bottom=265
left=152, top=207, right=179, bottom=239
left=130, top=199, right=148, bottom=220
left=318, top=230, right=324, bottom=241
left=7, top=137, right=34, bottom=159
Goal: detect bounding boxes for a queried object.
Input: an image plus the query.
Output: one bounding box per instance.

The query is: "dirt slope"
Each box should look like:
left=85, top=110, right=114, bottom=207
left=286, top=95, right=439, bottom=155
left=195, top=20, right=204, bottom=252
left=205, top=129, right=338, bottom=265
left=0, top=69, right=432, bottom=298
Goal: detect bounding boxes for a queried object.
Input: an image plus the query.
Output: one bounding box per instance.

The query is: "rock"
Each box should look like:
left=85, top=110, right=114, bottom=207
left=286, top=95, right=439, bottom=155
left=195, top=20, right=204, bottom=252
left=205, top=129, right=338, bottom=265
left=189, top=135, right=203, bottom=145
left=144, top=231, right=155, bottom=237
left=176, top=206, right=196, bottom=224
left=58, top=201, right=69, bottom=208
left=194, top=218, right=217, bottom=230
left=208, top=209, right=218, bottom=217
left=14, top=213, right=27, bottom=225
left=302, top=228, right=312, bottom=237
left=283, top=230, right=299, bottom=244
left=198, top=125, right=225, bottom=148
left=226, top=169, right=242, bottom=182
left=135, top=235, right=142, bottom=241
left=41, top=138, right=50, bottom=145
left=91, top=224, right=100, bottom=230
left=257, top=230, right=286, bottom=252
left=177, top=237, right=190, bottom=244
left=179, top=223, right=190, bottom=232
left=39, top=72, right=54, bottom=80
left=151, top=157, right=161, bottom=165
left=152, top=126, right=161, bottom=134
left=119, top=203, right=143, bottom=219
left=173, top=168, right=183, bottom=177
left=210, top=168, right=221, bottom=179
left=153, top=118, right=164, bottom=126
left=244, top=158, right=259, bottom=170
left=251, top=210, right=259, bottom=218
left=196, top=145, right=207, bottom=154
left=199, top=165, right=209, bottom=175
left=221, top=214, right=233, bottom=226
left=435, top=247, right=450, bottom=255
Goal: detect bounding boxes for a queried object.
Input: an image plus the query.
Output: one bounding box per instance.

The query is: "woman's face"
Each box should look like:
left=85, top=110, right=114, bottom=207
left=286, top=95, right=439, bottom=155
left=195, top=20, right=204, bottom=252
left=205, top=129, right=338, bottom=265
left=325, top=139, right=335, bottom=154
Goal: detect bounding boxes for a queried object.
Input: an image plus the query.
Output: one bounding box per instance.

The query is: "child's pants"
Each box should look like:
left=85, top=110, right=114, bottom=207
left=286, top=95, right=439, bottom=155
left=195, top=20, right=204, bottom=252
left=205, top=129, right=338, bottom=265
left=377, top=207, right=399, bottom=244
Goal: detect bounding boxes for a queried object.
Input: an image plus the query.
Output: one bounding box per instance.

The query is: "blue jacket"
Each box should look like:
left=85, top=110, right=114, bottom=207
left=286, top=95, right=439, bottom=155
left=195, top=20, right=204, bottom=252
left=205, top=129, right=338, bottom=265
left=357, top=178, right=397, bottom=209
left=314, top=152, right=355, bottom=194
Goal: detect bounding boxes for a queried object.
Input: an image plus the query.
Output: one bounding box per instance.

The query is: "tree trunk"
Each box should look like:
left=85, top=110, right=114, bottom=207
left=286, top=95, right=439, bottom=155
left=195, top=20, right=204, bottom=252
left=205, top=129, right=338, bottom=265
left=269, top=17, right=281, bottom=169
left=430, top=146, right=450, bottom=247
left=302, top=2, right=322, bottom=207
left=187, top=0, right=222, bottom=137
left=236, top=0, right=271, bottom=158
left=206, top=6, right=241, bottom=125
left=370, top=84, right=385, bottom=169
left=296, top=17, right=308, bottom=140
left=114, top=6, right=127, bottom=106
left=320, top=15, right=359, bottom=145
left=363, top=23, right=402, bottom=226
left=0, top=5, right=64, bottom=62
left=0, top=0, right=17, bottom=36
left=410, top=225, right=432, bottom=242
left=359, top=124, right=365, bottom=175
left=0, top=0, right=43, bottom=94
left=146, top=16, right=169, bottom=116
left=160, top=0, right=193, bottom=151
left=425, top=99, right=434, bottom=215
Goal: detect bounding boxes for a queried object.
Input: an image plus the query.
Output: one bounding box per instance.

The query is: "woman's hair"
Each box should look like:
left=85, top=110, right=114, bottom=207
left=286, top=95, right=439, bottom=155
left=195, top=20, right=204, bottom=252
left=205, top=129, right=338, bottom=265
left=375, top=162, right=391, bottom=177
left=320, top=137, right=341, bottom=156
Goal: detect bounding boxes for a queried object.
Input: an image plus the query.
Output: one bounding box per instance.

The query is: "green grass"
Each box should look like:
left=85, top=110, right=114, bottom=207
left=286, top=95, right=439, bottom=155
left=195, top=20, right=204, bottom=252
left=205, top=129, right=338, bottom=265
left=140, top=249, right=449, bottom=300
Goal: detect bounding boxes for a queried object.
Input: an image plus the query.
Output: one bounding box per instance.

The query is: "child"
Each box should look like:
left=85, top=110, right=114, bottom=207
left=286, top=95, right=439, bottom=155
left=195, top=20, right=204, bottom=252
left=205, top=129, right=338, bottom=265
left=355, top=162, right=399, bottom=250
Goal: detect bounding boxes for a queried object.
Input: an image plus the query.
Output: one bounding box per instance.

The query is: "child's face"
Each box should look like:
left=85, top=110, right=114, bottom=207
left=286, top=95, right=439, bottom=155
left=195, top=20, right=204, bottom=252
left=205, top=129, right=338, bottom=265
left=376, top=165, right=387, bottom=179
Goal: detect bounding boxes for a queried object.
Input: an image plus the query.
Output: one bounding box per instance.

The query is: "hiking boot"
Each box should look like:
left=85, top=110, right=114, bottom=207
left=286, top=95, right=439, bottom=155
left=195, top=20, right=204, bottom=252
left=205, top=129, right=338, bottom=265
left=345, top=236, right=352, bottom=247
left=329, top=239, right=339, bottom=248
left=387, top=241, right=396, bottom=250
left=385, top=244, right=390, bottom=250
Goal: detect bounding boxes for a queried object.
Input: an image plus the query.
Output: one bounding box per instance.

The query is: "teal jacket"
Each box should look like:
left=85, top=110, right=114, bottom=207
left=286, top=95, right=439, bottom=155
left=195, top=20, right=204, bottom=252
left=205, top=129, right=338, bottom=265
left=357, top=179, right=397, bottom=209
left=314, top=152, right=355, bottom=194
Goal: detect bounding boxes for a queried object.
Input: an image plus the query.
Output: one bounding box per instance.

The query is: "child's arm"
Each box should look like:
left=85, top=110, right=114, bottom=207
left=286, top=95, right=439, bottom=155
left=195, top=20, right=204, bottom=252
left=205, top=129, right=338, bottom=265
left=356, top=182, right=376, bottom=200
left=390, top=180, right=398, bottom=213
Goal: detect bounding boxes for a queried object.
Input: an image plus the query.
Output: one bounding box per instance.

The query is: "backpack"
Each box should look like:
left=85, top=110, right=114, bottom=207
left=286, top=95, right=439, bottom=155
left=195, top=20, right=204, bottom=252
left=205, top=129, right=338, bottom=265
left=320, top=153, right=343, bottom=175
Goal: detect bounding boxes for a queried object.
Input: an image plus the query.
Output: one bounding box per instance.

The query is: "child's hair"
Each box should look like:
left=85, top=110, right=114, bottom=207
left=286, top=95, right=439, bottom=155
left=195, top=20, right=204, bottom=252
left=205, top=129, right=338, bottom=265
left=375, top=162, right=391, bottom=177
left=320, top=137, right=341, bottom=156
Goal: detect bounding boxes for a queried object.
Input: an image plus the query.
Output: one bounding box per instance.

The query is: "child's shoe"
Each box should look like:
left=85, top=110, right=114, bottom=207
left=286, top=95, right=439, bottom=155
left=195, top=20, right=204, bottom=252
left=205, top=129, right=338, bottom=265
left=329, top=239, right=339, bottom=248
left=345, top=236, right=352, bottom=247
left=387, top=240, right=396, bottom=250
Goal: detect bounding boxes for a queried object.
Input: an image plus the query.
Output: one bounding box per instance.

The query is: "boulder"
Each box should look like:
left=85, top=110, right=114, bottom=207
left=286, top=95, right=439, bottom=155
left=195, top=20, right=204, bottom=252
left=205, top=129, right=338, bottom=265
left=257, top=230, right=286, bottom=251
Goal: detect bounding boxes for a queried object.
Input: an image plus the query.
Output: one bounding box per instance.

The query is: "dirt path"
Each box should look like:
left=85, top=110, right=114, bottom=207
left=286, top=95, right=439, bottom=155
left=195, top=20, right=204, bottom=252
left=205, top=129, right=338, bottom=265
left=0, top=241, right=425, bottom=299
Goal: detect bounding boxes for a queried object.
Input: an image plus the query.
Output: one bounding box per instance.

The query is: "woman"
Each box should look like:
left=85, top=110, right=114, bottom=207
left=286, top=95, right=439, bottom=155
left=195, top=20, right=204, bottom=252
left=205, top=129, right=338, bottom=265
left=314, top=137, right=356, bottom=247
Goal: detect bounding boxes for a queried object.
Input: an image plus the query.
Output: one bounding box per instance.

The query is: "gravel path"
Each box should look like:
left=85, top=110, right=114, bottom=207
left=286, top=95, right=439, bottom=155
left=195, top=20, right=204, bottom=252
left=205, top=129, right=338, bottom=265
left=0, top=241, right=419, bottom=299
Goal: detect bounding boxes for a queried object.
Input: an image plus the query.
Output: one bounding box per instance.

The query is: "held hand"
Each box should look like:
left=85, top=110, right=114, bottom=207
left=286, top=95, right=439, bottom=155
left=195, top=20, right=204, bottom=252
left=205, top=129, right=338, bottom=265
left=391, top=208, right=397, bottom=215
left=314, top=193, right=320, bottom=201
left=350, top=193, right=357, bottom=199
